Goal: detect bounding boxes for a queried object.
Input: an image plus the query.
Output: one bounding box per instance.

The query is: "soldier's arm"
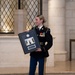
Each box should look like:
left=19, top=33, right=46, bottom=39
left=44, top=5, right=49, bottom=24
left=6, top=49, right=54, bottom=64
left=43, top=29, right=53, bottom=51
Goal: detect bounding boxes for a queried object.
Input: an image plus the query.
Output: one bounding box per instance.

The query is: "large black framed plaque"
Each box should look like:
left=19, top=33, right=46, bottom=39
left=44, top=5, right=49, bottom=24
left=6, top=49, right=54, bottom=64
left=18, top=29, right=41, bottom=54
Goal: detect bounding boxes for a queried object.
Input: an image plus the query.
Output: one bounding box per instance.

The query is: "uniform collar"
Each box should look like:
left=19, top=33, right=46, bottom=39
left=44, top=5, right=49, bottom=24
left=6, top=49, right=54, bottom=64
left=38, top=24, right=43, bottom=30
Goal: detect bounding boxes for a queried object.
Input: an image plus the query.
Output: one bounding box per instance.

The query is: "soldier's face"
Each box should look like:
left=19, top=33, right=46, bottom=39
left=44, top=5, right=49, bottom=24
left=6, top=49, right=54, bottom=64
left=35, top=17, right=42, bottom=26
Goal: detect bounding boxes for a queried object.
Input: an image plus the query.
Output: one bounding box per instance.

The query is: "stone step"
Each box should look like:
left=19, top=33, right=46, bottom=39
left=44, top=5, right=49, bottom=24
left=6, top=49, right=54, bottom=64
left=0, top=73, right=75, bottom=75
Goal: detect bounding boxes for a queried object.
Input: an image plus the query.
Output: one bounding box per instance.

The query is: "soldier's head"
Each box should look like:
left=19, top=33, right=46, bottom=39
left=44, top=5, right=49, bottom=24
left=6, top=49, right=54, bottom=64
left=35, top=15, right=46, bottom=26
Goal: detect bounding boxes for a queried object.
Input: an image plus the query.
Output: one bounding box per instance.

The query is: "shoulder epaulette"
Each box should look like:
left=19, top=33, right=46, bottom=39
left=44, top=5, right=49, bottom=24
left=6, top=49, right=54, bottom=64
left=45, top=27, right=50, bottom=33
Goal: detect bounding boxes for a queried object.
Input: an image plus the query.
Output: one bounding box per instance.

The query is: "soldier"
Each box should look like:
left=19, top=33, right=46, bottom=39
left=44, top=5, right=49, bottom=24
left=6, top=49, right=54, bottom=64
left=29, top=15, right=53, bottom=75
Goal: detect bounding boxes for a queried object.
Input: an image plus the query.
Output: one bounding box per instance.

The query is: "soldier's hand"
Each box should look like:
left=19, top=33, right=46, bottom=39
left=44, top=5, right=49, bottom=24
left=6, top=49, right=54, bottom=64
left=36, top=48, right=42, bottom=52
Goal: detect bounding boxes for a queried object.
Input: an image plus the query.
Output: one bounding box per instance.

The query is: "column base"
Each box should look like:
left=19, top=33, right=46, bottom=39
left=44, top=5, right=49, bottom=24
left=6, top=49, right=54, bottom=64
left=54, top=50, right=67, bottom=61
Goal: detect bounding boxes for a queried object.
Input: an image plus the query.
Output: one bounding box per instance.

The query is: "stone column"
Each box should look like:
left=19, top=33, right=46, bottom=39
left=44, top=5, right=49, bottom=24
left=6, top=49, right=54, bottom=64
left=14, top=10, right=26, bottom=35
left=48, top=0, right=67, bottom=61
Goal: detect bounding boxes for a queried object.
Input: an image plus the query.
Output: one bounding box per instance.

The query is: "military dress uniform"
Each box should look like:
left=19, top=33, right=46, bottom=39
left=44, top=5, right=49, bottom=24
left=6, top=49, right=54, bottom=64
left=29, top=25, right=53, bottom=75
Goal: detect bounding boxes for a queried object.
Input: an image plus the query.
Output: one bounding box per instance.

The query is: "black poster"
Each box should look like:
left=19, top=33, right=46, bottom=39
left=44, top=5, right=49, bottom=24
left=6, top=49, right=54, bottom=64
left=18, top=29, right=41, bottom=54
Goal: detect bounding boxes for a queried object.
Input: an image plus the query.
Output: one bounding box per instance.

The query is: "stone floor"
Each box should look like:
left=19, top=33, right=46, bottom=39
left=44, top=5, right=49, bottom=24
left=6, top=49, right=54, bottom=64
left=0, top=60, right=75, bottom=75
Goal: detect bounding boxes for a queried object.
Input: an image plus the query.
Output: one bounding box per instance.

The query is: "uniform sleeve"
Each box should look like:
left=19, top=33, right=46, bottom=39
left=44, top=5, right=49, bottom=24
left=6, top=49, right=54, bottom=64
left=43, top=29, right=53, bottom=51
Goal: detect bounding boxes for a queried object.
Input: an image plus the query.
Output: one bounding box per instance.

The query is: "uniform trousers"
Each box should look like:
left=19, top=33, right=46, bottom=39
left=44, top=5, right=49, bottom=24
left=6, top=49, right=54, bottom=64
left=29, top=56, right=45, bottom=75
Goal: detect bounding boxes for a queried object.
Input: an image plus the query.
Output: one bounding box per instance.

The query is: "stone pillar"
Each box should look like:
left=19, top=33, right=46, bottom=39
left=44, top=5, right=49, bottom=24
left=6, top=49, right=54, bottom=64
left=48, top=0, right=67, bottom=61
left=14, top=10, right=26, bottom=35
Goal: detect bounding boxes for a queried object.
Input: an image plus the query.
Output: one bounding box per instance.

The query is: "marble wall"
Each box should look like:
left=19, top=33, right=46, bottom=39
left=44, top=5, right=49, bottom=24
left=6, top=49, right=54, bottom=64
left=44, top=0, right=75, bottom=61
left=43, top=0, right=75, bottom=61
left=1, top=0, right=75, bottom=68
left=66, top=0, right=75, bottom=60
left=0, top=9, right=54, bottom=67
left=0, top=36, right=54, bottom=67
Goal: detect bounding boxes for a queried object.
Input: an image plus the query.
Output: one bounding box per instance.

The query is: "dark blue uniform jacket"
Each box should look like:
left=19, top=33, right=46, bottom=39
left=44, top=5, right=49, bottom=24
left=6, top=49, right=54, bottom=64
left=30, top=26, right=53, bottom=58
